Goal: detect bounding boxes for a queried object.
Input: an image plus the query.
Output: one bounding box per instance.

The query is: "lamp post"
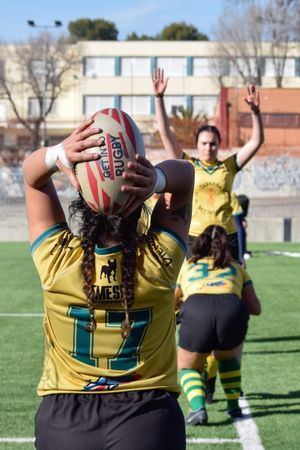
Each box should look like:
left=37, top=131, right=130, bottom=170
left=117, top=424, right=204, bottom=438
left=27, top=20, right=62, bottom=146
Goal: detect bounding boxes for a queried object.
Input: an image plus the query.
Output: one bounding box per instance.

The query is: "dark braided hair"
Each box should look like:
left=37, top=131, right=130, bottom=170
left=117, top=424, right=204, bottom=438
left=190, top=225, right=232, bottom=269
left=70, top=194, right=146, bottom=338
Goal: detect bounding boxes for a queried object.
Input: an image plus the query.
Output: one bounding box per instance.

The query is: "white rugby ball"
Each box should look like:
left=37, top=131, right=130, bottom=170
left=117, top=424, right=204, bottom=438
left=75, top=108, right=145, bottom=215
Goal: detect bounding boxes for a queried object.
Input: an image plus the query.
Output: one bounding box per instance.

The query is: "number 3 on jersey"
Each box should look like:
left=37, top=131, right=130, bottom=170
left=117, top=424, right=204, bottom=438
left=68, top=306, right=152, bottom=370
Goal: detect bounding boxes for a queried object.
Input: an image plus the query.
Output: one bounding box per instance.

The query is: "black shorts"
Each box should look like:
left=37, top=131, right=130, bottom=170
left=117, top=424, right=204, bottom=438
left=188, top=232, right=240, bottom=263
left=35, top=389, right=185, bottom=450
left=178, top=293, right=249, bottom=353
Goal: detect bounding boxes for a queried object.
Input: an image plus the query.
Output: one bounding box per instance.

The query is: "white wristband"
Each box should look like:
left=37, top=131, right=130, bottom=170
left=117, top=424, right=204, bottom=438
left=150, top=167, right=167, bottom=196
left=45, top=143, right=72, bottom=171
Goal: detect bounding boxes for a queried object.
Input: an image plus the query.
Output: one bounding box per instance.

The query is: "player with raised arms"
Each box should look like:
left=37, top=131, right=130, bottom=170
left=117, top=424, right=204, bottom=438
left=152, top=68, right=264, bottom=260
left=175, top=225, right=261, bottom=425
left=23, top=108, right=194, bottom=450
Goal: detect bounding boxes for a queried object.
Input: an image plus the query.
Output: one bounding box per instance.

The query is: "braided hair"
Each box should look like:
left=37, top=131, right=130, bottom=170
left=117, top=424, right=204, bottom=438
left=70, top=194, right=146, bottom=338
left=190, top=225, right=232, bottom=269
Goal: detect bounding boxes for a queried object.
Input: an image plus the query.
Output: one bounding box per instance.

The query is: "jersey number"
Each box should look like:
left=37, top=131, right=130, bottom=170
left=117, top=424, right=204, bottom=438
left=188, top=262, right=236, bottom=282
left=68, top=306, right=152, bottom=370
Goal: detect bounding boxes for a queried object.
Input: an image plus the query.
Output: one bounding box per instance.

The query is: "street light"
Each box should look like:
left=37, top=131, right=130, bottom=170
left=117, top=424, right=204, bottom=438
left=27, top=20, right=62, bottom=146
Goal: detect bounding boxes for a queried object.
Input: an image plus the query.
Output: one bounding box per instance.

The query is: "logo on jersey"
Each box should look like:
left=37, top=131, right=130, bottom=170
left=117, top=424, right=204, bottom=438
left=94, top=258, right=122, bottom=303
left=100, top=258, right=117, bottom=282
left=50, top=235, right=73, bottom=255
left=83, top=374, right=141, bottom=391
left=147, top=233, right=173, bottom=267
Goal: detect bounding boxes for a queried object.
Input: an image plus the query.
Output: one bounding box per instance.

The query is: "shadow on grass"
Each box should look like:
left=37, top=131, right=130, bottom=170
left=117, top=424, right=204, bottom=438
left=247, top=335, right=300, bottom=343
left=244, top=348, right=300, bottom=355
left=246, top=391, right=300, bottom=400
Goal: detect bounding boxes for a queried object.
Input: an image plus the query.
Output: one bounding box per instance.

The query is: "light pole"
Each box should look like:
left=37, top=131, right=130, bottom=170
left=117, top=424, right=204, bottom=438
left=27, top=20, right=62, bottom=146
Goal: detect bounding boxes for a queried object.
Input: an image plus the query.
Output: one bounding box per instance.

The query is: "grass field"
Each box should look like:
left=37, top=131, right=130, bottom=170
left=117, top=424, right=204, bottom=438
left=0, top=242, right=300, bottom=450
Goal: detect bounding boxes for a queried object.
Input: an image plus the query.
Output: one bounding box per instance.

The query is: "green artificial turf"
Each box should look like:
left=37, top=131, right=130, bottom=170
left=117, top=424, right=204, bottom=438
left=0, top=242, right=299, bottom=449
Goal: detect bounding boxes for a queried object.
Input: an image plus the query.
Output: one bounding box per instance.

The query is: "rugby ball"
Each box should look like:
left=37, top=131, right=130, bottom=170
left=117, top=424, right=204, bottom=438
left=75, top=108, right=145, bottom=215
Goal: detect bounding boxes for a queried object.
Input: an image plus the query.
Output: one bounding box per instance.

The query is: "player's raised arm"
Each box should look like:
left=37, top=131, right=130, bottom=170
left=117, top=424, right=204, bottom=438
left=152, top=68, right=184, bottom=159
left=236, top=84, right=264, bottom=169
left=121, top=155, right=194, bottom=243
left=23, top=118, right=102, bottom=243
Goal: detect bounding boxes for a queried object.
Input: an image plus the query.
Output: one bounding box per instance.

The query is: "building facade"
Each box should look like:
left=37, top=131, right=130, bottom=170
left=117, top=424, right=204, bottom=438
left=1, top=40, right=300, bottom=151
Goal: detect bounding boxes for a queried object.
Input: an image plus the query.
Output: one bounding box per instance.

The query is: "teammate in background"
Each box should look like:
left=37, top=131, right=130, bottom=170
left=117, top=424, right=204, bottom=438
left=231, top=192, right=245, bottom=264
left=152, top=68, right=264, bottom=260
left=175, top=225, right=261, bottom=425
left=23, top=115, right=194, bottom=450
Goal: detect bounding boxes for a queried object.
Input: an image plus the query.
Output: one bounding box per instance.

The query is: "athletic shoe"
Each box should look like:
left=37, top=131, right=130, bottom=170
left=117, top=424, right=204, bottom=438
left=228, top=407, right=243, bottom=419
left=185, top=408, right=208, bottom=426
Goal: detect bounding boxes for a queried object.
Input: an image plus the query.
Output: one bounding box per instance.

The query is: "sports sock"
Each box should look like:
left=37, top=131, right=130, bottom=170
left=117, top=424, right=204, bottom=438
left=179, top=369, right=205, bottom=411
left=219, top=358, right=241, bottom=411
left=206, top=354, right=219, bottom=379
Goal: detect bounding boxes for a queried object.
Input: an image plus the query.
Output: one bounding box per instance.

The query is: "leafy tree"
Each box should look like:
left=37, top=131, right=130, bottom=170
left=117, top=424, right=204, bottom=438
left=170, top=106, right=208, bottom=148
left=68, top=18, right=118, bottom=41
left=126, top=32, right=155, bottom=41
left=159, top=22, right=209, bottom=41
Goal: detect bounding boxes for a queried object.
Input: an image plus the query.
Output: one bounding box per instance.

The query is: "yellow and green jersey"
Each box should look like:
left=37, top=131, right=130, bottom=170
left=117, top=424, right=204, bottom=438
left=177, top=256, right=252, bottom=300
left=31, top=223, right=186, bottom=396
left=231, top=192, right=243, bottom=216
left=183, top=153, right=239, bottom=236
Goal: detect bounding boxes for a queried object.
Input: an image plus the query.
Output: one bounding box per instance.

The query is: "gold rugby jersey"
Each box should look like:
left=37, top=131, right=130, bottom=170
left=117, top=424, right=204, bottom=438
left=177, top=256, right=252, bottom=300
left=183, top=153, right=239, bottom=236
left=31, top=223, right=186, bottom=396
left=231, top=193, right=243, bottom=216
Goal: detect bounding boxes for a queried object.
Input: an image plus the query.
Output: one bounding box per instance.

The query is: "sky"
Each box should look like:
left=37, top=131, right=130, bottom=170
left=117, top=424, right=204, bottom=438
left=0, top=0, right=227, bottom=42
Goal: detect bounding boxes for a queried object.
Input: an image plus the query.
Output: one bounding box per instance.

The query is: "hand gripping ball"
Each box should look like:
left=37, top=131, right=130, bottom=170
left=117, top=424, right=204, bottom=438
left=75, top=108, right=145, bottom=215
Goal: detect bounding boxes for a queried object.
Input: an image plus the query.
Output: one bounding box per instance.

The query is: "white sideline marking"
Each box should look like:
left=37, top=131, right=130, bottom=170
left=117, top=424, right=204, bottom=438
left=234, top=397, right=265, bottom=450
left=0, top=313, right=43, bottom=317
left=187, top=438, right=240, bottom=444
left=0, top=438, right=34, bottom=443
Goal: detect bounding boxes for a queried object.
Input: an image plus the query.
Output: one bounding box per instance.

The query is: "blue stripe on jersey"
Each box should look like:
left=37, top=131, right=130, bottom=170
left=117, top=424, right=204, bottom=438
left=243, top=279, right=253, bottom=287
left=94, top=244, right=122, bottom=255
left=151, top=226, right=187, bottom=255
left=30, top=223, right=68, bottom=255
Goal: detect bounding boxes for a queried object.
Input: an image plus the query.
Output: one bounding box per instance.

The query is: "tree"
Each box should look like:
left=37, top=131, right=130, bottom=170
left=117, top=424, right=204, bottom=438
left=264, top=0, right=299, bottom=87
left=159, top=22, right=209, bottom=41
left=0, top=33, right=79, bottom=148
left=170, top=107, right=208, bottom=149
left=126, top=32, right=155, bottom=41
left=68, top=18, right=118, bottom=41
left=214, top=0, right=298, bottom=87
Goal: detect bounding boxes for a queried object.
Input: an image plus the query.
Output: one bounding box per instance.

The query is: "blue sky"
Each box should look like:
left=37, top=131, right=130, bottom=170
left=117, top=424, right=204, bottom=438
left=0, top=0, right=225, bottom=42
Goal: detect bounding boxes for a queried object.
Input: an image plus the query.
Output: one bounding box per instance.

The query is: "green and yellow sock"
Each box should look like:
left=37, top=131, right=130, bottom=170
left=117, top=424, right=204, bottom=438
left=219, top=358, right=241, bottom=411
left=179, top=369, right=206, bottom=411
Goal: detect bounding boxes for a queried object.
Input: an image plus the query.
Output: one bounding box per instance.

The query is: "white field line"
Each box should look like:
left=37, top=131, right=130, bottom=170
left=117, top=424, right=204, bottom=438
left=0, top=313, right=43, bottom=317
left=1, top=437, right=240, bottom=445
left=234, top=397, right=265, bottom=450
left=187, top=438, right=240, bottom=444
left=0, top=438, right=34, bottom=443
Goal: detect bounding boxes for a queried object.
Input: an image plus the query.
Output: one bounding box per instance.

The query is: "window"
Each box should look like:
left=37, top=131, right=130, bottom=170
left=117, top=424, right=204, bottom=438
left=163, top=96, right=186, bottom=115
left=0, top=102, right=7, bottom=122
left=230, top=58, right=259, bottom=77
left=28, top=98, right=57, bottom=118
left=193, top=58, right=215, bottom=76
left=83, top=96, right=114, bottom=115
left=121, top=58, right=151, bottom=76
left=192, top=96, right=218, bottom=118
left=120, top=96, right=150, bottom=115
left=265, top=58, right=295, bottom=77
left=156, top=58, right=186, bottom=76
left=84, top=57, right=115, bottom=77
left=0, top=59, right=5, bottom=79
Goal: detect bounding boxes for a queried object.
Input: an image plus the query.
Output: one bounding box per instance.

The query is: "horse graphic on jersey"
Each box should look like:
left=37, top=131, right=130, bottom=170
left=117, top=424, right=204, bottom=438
left=100, top=259, right=117, bottom=283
